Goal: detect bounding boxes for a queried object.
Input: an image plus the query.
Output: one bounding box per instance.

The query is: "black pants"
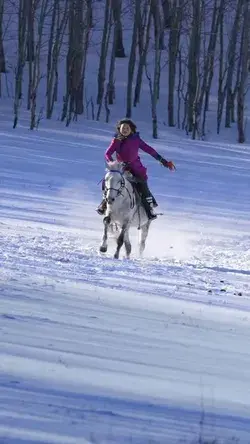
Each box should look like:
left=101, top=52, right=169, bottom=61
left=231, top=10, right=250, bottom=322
left=134, top=180, right=156, bottom=218
left=136, top=180, right=151, bottom=200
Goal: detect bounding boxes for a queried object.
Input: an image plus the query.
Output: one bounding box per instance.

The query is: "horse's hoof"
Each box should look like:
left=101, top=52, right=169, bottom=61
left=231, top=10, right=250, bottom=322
left=114, top=253, right=119, bottom=259
left=100, top=246, right=107, bottom=253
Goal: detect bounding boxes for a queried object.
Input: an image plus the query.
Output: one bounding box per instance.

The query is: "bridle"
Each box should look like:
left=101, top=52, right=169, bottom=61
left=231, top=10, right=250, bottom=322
left=105, top=169, right=125, bottom=196
left=105, top=169, right=134, bottom=208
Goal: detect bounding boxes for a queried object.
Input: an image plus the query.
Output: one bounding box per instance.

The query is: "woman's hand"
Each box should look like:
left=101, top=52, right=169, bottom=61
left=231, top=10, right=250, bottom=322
left=160, top=158, right=176, bottom=171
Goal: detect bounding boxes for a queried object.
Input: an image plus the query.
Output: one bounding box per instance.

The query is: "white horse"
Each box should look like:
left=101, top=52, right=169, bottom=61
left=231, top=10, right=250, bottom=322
left=99, top=161, right=152, bottom=259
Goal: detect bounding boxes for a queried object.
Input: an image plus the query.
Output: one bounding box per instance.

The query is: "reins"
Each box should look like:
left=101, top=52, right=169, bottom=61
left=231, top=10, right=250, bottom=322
left=105, top=169, right=135, bottom=209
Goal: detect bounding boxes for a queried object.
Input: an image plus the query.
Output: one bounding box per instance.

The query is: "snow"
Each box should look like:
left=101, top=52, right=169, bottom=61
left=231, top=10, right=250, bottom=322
left=1, top=0, right=250, bottom=440
left=1, top=104, right=250, bottom=444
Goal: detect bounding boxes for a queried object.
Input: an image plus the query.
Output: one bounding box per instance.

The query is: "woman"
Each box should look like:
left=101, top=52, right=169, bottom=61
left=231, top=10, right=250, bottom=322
left=97, top=118, right=176, bottom=220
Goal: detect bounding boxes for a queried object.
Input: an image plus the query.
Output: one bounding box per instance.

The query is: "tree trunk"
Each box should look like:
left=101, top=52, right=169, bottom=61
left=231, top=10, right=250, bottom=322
left=26, top=0, right=35, bottom=62
left=107, top=0, right=122, bottom=105
left=80, top=0, right=92, bottom=117
left=96, top=0, right=111, bottom=106
left=133, top=2, right=151, bottom=107
left=72, top=0, right=84, bottom=116
left=46, top=0, right=57, bottom=118
left=147, top=0, right=161, bottom=138
left=216, top=4, right=225, bottom=134
left=225, top=0, right=244, bottom=128
left=13, top=0, right=27, bottom=128
left=152, top=0, right=165, bottom=49
left=61, top=0, right=90, bottom=124
left=47, top=0, right=69, bottom=119
left=198, top=0, right=222, bottom=136
left=0, top=0, right=6, bottom=73
left=112, top=0, right=126, bottom=57
left=30, top=0, right=50, bottom=129
left=176, top=48, right=186, bottom=129
left=86, top=0, right=93, bottom=28
left=126, top=0, right=140, bottom=117
left=186, top=0, right=202, bottom=136
left=137, top=0, right=145, bottom=57
left=161, top=0, right=172, bottom=28
left=168, top=0, right=183, bottom=127
left=27, top=0, right=36, bottom=110
left=237, top=0, right=250, bottom=143
left=231, top=48, right=243, bottom=124
left=107, top=20, right=116, bottom=105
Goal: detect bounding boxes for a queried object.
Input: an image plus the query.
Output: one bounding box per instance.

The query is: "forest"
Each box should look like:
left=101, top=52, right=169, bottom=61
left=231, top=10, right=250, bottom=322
left=0, top=0, right=249, bottom=141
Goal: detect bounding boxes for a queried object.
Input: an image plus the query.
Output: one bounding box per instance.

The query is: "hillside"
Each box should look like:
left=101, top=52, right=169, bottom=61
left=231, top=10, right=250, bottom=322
left=1, top=107, right=250, bottom=442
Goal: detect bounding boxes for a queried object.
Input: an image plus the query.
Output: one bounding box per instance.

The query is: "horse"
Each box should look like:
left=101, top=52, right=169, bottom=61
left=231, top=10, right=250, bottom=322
left=99, top=161, right=152, bottom=259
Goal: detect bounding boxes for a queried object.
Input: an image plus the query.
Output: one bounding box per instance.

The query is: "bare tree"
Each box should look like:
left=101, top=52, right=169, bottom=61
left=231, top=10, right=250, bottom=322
left=197, top=0, right=223, bottom=137
left=61, top=0, right=91, bottom=124
left=96, top=0, right=112, bottom=120
left=168, top=0, right=183, bottom=127
left=161, top=0, right=172, bottom=28
left=146, top=0, right=162, bottom=138
left=151, top=0, right=165, bottom=50
left=46, top=0, right=69, bottom=119
left=224, top=0, right=243, bottom=128
left=216, top=1, right=225, bottom=134
left=96, top=0, right=111, bottom=106
left=230, top=46, right=243, bottom=124
left=86, top=0, right=93, bottom=28
left=107, top=31, right=116, bottom=105
left=237, top=0, right=250, bottom=143
left=30, top=0, right=50, bottom=129
left=26, top=0, right=35, bottom=63
left=107, top=0, right=121, bottom=105
left=186, top=0, right=202, bottom=137
left=112, top=0, right=125, bottom=57
left=13, top=0, right=28, bottom=128
left=203, top=0, right=224, bottom=115
left=217, top=0, right=243, bottom=133
left=27, top=0, right=36, bottom=110
left=176, top=47, right=188, bottom=129
left=133, top=1, right=151, bottom=107
left=0, top=0, right=6, bottom=73
left=126, top=0, right=141, bottom=117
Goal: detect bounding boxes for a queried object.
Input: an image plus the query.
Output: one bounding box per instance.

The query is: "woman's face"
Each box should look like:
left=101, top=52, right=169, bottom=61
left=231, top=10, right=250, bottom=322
left=120, top=123, right=132, bottom=137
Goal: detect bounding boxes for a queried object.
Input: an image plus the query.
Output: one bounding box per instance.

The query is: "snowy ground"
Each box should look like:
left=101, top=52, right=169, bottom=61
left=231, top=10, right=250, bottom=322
left=1, top=111, right=250, bottom=443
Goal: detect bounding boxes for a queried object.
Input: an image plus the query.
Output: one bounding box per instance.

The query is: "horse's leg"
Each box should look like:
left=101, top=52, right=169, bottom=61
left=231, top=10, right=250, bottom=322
left=139, top=221, right=151, bottom=257
left=114, top=222, right=128, bottom=259
left=100, top=216, right=110, bottom=253
left=124, top=228, right=132, bottom=259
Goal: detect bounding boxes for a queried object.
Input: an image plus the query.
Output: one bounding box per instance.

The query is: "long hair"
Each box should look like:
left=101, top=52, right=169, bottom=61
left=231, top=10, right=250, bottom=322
left=116, top=119, right=137, bottom=137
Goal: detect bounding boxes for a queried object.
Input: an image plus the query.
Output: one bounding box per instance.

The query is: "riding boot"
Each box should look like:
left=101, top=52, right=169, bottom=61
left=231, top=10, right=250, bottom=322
left=152, top=195, right=158, bottom=208
left=137, top=181, right=157, bottom=220
left=144, top=195, right=157, bottom=220
left=96, top=198, right=107, bottom=215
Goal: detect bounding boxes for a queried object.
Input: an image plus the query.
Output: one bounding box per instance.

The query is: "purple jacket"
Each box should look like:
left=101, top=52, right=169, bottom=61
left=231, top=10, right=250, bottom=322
left=105, top=132, right=159, bottom=180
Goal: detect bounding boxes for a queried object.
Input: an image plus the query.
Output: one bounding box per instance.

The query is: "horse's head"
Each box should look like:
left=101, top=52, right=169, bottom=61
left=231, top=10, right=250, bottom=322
left=104, top=161, right=128, bottom=205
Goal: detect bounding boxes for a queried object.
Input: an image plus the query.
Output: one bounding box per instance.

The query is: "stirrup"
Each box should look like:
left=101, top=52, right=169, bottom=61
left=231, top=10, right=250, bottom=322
left=148, top=211, right=157, bottom=220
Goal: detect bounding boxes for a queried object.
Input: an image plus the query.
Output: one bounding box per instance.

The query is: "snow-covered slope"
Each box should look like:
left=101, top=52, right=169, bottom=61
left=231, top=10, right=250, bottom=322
left=1, top=110, right=250, bottom=443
